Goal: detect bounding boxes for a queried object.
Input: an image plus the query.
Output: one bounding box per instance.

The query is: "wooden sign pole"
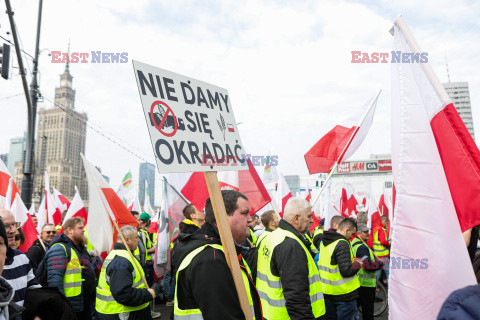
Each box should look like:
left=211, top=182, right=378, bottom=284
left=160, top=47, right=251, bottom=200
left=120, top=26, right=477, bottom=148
left=203, top=171, right=253, bottom=320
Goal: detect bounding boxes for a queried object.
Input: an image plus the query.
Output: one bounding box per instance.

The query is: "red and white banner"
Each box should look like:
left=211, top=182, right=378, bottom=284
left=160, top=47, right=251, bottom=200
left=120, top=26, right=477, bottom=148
left=82, top=154, right=138, bottom=253
left=304, top=91, right=380, bottom=174
left=63, top=186, right=88, bottom=225
left=0, top=159, right=18, bottom=209
left=53, top=187, right=71, bottom=212
left=168, top=159, right=271, bottom=216
left=276, top=173, right=292, bottom=218
left=36, top=172, right=62, bottom=233
left=389, top=17, right=476, bottom=319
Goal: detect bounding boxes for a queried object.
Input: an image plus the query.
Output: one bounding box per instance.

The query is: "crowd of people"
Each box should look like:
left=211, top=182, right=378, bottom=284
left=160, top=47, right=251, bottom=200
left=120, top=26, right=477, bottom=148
left=0, top=189, right=478, bottom=320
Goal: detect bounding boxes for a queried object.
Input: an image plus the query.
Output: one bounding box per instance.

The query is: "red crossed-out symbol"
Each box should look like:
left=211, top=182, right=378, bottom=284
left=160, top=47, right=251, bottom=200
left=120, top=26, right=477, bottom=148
left=150, top=100, right=178, bottom=137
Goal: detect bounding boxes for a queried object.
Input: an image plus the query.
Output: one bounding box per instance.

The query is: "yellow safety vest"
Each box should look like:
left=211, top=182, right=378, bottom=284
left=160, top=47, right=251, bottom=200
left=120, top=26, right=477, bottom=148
left=249, top=229, right=257, bottom=247
left=372, top=228, right=390, bottom=257
left=256, top=230, right=271, bottom=248
left=51, top=243, right=83, bottom=298
left=317, top=238, right=360, bottom=295
left=304, top=232, right=318, bottom=255
left=174, top=244, right=257, bottom=319
left=256, top=228, right=325, bottom=319
left=351, top=238, right=377, bottom=287
left=313, top=227, right=324, bottom=239
left=139, top=229, right=153, bottom=261
left=84, top=229, right=95, bottom=254
left=95, top=249, right=149, bottom=314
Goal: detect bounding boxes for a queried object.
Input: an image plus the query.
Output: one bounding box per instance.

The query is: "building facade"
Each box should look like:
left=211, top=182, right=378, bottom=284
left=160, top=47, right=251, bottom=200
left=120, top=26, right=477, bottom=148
left=7, top=133, right=26, bottom=174
left=28, top=64, right=88, bottom=201
left=139, top=162, right=155, bottom=206
left=443, top=81, right=475, bottom=140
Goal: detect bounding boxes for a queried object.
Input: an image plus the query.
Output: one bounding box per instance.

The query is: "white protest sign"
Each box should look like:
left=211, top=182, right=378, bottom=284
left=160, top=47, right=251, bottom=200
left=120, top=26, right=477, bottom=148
left=133, top=60, right=246, bottom=173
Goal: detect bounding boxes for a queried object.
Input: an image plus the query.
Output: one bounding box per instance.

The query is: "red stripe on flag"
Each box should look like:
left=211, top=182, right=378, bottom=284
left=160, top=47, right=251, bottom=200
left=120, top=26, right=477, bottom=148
left=430, top=103, right=480, bottom=232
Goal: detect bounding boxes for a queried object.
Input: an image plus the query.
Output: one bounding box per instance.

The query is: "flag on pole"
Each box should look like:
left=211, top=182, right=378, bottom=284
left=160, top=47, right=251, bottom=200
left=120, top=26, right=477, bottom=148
left=37, top=172, right=62, bottom=232
left=154, top=178, right=190, bottom=277
left=53, top=187, right=71, bottom=212
left=262, top=152, right=279, bottom=185
left=128, top=192, right=142, bottom=213
left=63, top=186, right=88, bottom=224
left=378, top=194, right=389, bottom=217
left=389, top=17, right=476, bottom=319
left=0, top=159, right=19, bottom=209
left=116, top=171, right=133, bottom=199
left=276, top=173, right=292, bottom=217
left=81, top=154, right=138, bottom=253
left=304, top=92, right=381, bottom=174
left=0, top=162, right=37, bottom=252
left=168, top=159, right=271, bottom=215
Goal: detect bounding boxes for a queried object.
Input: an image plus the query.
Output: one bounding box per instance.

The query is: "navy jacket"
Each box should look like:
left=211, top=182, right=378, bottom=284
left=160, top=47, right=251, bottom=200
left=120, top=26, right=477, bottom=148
left=437, top=285, right=480, bottom=320
left=44, top=234, right=96, bottom=312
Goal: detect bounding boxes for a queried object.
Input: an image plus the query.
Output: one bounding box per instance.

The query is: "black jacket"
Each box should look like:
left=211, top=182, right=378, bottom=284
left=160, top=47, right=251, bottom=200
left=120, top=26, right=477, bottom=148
left=26, top=238, right=49, bottom=273
left=352, top=240, right=384, bottom=272
left=22, top=286, right=76, bottom=320
left=96, top=243, right=153, bottom=320
left=321, top=231, right=359, bottom=302
left=179, top=219, right=200, bottom=235
left=173, top=222, right=262, bottom=320
left=268, top=220, right=324, bottom=320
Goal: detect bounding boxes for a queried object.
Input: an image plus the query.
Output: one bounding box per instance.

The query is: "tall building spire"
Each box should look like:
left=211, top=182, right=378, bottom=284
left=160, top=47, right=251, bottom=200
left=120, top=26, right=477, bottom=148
left=66, top=39, right=70, bottom=73
left=445, top=52, right=451, bottom=83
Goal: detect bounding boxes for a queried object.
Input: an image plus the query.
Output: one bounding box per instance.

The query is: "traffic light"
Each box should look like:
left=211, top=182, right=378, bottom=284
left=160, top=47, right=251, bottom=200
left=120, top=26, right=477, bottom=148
left=0, top=43, right=11, bottom=80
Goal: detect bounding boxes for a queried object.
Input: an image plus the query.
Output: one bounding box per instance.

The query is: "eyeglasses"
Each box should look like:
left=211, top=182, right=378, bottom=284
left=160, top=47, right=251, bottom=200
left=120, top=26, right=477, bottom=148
left=5, top=222, right=21, bottom=231
left=14, top=234, right=21, bottom=241
left=43, top=231, right=56, bottom=235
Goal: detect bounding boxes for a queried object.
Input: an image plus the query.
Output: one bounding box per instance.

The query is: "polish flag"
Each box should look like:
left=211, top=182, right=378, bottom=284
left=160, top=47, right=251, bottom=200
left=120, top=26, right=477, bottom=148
left=63, top=186, right=88, bottom=225
left=389, top=17, right=476, bottom=319
left=81, top=154, right=138, bottom=253
left=304, top=90, right=381, bottom=174
left=53, top=187, right=71, bottom=212
left=168, top=158, right=271, bottom=215
left=276, top=173, right=292, bottom=218
left=378, top=194, right=389, bottom=217
left=1, top=171, right=37, bottom=252
left=37, top=172, right=62, bottom=231
left=0, top=159, right=18, bottom=209
left=128, top=192, right=142, bottom=213
left=339, top=188, right=348, bottom=216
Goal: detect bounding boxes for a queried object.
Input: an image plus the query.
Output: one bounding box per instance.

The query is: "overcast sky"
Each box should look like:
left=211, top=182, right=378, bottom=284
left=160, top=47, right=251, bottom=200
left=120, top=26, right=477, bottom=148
left=1, top=0, right=479, bottom=203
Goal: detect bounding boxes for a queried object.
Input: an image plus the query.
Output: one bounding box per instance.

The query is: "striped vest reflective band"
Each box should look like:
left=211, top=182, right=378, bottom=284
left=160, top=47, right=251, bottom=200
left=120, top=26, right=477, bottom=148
left=95, top=249, right=149, bottom=314
left=304, top=232, right=318, bottom=255
left=139, top=229, right=153, bottom=261
left=372, top=228, right=389, bottom=257
left=174, top=244, right=257, bottom=320
left=51, top=243, right=83, bottom=298
left=351, top=238, right=377, bottom=287
left=250, top=229, right=258, bottom=246
left=256, top=228, right=325, bottom=320
left=317, top=238, right=360, bottom=295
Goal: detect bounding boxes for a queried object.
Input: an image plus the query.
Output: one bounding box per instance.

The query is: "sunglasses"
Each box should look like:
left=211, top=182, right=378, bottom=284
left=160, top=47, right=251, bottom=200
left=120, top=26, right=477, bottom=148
left=43, top=231, right=56, bottom=235
left=15, top=234, right=21, bottom=241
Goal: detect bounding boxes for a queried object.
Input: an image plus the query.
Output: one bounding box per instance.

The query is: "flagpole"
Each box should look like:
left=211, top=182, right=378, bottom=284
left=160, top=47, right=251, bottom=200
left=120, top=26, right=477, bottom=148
left=311, top=162, right=338, bottom=207
left=393, top=16, right=450, bottom=105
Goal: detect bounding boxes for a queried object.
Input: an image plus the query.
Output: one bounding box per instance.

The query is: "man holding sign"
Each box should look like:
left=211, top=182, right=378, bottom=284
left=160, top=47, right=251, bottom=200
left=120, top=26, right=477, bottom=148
left=172, top=190, right=262, bottom=319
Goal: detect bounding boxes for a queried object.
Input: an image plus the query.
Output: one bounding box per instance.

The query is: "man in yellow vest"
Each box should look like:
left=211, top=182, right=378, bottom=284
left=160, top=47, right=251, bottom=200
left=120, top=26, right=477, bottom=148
left=45, top=217, right=96, bottom=320
left=373, top=215, right=390, bottom=284
left=317, top=217, right=361, bottom=320
left=179, top=204, right=205, bottom=234
left=138, top=212, right=155, bottom=286
left=172, top=190, right=263, bottom=319
left=256, top=198, right=326, bottom=320
left=96, top=225, right=156, bottom=320
left=351, top=224, right=384, bottom=320
left=256, top=210, right=279, bottom=247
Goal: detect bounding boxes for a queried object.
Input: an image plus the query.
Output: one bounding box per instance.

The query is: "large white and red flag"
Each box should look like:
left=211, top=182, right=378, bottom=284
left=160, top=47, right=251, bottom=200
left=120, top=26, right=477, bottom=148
left=53, top=187, right=71, bottom=212
left=81, top=154, right=138, bottom=254
left=168, top=159, right=271, bottom=215
left=37, top=172, right=62, bottom=232
left=0, top=159, right=18, bottom=209
left=63, top=186, right=88, bottom=224
left=389, top=17, right=477, bottom=319
left=304, top=91, right=381, bottom=174
left=276, top=173, right=292, bottom=218
left=3, top=177, right=37, bottom=252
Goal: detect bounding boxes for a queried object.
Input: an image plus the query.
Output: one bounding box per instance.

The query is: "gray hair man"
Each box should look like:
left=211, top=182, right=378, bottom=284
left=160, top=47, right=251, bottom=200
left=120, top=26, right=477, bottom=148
left=256, top=198, right=326, bottom=319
